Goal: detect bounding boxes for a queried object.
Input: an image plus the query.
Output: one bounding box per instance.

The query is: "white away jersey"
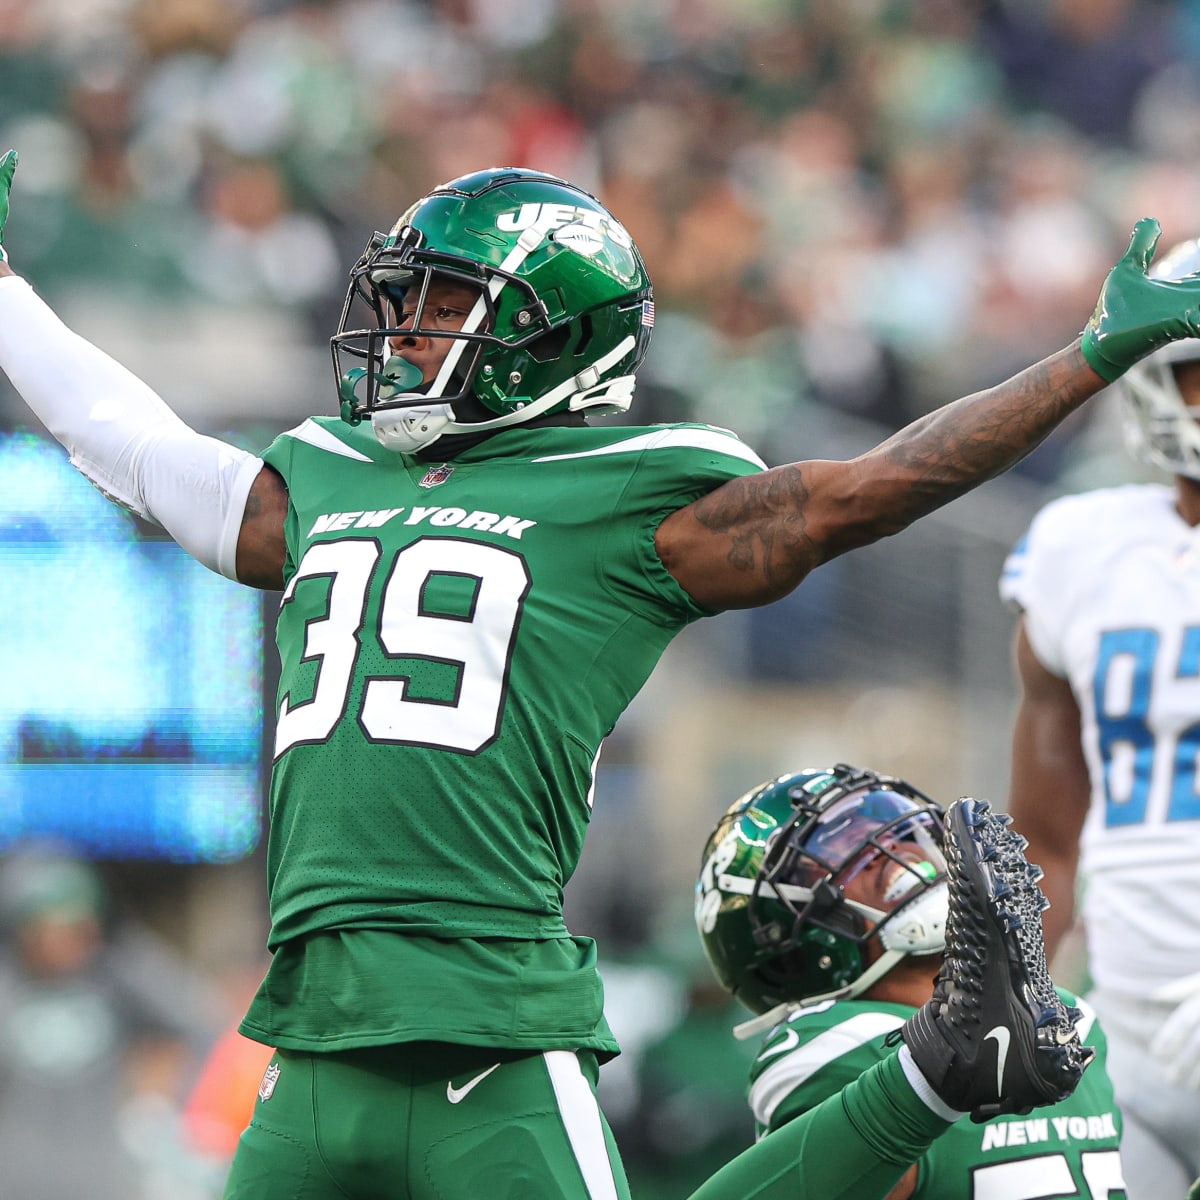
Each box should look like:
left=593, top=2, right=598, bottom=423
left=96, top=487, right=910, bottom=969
left=1001, top=483, right=1200, bottom=992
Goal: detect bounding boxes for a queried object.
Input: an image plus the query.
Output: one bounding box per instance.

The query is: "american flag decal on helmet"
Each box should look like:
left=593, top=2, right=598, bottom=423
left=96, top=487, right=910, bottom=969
left=641, top=300, right=655, bottom=327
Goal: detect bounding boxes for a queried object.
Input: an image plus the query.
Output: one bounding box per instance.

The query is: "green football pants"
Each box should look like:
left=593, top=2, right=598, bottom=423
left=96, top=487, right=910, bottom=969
left=223, top=1042, right=631, bottom=1200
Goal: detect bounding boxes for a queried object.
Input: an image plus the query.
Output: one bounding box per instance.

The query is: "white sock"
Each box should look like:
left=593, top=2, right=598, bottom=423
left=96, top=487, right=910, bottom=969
left=897, top=1043, right=967, bottom=1123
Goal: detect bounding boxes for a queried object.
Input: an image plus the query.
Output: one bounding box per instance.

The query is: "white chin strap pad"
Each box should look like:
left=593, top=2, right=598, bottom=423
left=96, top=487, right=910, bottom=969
left=880, top=881, right=949, bottom=956
left=371, top=403, right=456, bottom=453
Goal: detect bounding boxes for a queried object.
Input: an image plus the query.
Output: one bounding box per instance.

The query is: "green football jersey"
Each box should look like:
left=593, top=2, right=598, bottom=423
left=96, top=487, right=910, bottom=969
left=240, top=417, right=764, bottom=1052
left=748, top=993, right=1125, bottom=1199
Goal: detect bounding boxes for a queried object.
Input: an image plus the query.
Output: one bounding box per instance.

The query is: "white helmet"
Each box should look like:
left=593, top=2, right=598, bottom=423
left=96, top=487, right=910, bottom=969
left=1122, top=238, right=1200, bottom=480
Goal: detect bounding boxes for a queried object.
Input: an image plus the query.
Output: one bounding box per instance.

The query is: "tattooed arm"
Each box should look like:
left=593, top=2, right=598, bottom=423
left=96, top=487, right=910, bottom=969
left=655, top=343, right=1102, bottom=611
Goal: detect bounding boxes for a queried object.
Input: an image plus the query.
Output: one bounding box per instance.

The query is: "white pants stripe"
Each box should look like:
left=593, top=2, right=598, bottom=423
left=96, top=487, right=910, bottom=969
left=543, top=1050, right=620, bottom=1200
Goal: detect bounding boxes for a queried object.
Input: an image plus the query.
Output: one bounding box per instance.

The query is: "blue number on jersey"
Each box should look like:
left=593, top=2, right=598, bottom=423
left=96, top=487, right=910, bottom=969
left=1094, top=626, right=1200, bottom=826
left=1170, top=626, right=1200, bottom=823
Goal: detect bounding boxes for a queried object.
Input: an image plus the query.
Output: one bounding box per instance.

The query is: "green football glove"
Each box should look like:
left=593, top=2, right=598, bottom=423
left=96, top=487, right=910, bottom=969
left=1081, top=217, right=1200, bottom=382
left=0, top=149, right=16, bottom=263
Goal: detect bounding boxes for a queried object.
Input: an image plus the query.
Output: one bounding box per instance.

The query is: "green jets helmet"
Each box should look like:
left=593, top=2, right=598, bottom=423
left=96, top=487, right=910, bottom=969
left=331, top=166, right=654, bottom=453
left=694, top=764, right=949, bottom=1020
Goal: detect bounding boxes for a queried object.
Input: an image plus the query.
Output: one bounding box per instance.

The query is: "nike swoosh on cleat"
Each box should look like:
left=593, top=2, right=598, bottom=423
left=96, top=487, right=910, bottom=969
left=984, top=1025, right=1011, bottom=1097
left=757, top=1029, right=799, bottom=1061
left=446, top=1063, right=501, bottom=1104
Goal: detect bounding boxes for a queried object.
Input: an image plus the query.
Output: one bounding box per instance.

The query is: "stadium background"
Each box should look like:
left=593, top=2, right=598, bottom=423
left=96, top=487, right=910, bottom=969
left=0, top=0, right=1193, bottom=1193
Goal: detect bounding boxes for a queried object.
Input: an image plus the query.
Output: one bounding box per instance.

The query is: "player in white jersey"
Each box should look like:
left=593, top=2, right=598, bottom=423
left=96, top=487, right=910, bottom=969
left=1001, top=237, right=1200, bottom=1199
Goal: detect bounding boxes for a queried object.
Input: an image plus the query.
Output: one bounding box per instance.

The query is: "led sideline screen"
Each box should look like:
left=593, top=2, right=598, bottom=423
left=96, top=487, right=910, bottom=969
left=0, top=432, right=264, bottom=861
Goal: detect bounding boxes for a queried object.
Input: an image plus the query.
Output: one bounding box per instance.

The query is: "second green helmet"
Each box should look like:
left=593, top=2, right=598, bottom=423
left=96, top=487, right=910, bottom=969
left=695, top=763, right=949, bottom=1016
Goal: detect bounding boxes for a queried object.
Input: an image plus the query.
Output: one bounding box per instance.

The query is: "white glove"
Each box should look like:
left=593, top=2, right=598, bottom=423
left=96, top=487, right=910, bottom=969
left=1150, top=971, right=1200, bottom=1090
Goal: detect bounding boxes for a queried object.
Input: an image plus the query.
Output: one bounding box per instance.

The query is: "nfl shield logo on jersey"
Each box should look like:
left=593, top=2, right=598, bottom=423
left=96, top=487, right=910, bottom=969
left=419, top=464, right=455, bottom=489
left=258, top=1061, right=281, bottom=1102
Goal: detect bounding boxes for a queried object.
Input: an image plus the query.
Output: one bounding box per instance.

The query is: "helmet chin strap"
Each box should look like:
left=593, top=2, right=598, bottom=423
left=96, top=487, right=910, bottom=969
left=371, top=336, right=638, bottom=454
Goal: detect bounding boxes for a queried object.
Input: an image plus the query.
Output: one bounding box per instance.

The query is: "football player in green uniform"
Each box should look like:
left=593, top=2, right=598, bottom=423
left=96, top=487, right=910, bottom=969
left=0, top=145, right=1184, bottom=1197
left=696, top=764, right=1126, bottom=1198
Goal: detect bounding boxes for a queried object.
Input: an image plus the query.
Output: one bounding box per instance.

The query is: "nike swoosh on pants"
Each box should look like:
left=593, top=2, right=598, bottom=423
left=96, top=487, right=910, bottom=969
left=446, top=1062, right=501, bottom=1104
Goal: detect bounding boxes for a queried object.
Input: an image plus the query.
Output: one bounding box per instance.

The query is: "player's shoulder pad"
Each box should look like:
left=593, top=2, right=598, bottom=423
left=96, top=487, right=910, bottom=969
left=530, top=421, right=766, bottom=470
left=748, top=1000, right=910, bottom=1127
left=1029, top=483, right=1172, bottom=549
left=1004, top=483, right=1171, bottom=610
left=752, top=999, right=908, bottom=1075
left=269, top=416, right=379, bottom=463
left=282, top=416, right=376, bottom=457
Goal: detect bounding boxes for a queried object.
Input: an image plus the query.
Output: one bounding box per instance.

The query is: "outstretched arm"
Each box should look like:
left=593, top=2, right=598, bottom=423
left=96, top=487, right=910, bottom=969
left=658, top=345, right=1097, bottom=609
left=686, top=1054, right=932, bottom=1200
left=658, top=219, right=1200, bottom=610
left=0, top=150, right=287, bottom=590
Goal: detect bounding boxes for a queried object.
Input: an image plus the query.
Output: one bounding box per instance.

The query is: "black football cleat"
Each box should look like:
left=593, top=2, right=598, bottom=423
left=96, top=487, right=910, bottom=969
left=898, top=797, right=1094, bottom=1123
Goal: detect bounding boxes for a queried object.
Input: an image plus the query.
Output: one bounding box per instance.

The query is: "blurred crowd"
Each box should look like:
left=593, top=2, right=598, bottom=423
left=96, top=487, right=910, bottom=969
left=0, top=843, right=240, bottom=1198
left=3, top=0, right=1200, bottom=477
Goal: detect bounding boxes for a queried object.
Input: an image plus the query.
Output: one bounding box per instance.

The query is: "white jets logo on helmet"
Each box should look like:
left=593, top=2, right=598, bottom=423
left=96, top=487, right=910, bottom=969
left=496, top=202, right=633, bottom=250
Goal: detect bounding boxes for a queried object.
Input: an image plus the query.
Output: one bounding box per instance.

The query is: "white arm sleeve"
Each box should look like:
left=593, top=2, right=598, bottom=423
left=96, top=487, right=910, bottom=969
left=0, top=275, right=263, bottom=580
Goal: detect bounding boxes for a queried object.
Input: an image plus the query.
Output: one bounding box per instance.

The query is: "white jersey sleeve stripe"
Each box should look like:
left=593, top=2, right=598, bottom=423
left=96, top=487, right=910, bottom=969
left=283, top=418, right=374, bottom=461
left=748, top=1012, right=906, bottom=1128
left=533, top=426, right=766, bottom=469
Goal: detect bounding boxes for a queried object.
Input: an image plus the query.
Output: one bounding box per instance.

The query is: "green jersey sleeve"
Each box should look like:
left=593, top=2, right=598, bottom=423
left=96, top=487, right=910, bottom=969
left=749, top=994, right=1124, bottom=1200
